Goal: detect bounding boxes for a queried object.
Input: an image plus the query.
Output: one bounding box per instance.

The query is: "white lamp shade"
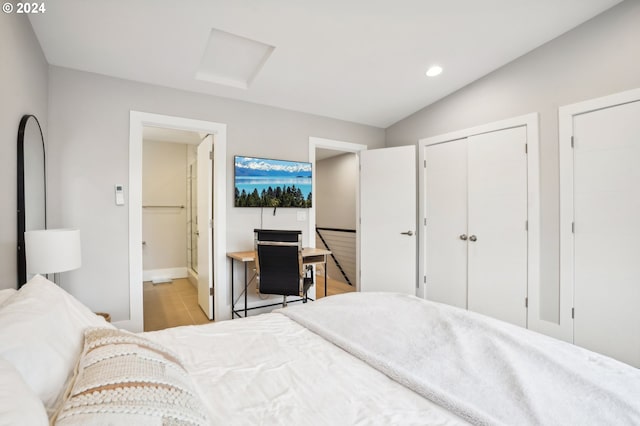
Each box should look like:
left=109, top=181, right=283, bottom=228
left=24, top=229, right=82, bottom=274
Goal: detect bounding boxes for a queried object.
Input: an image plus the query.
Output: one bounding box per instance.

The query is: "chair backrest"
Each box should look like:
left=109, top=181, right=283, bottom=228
left=254, top=229, right=302, bottom=296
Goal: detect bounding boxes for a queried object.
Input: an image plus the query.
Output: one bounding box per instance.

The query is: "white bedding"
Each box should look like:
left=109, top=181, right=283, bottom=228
left=145, top=312, right=469, bottom=426
left=279, top=293, right=640, bottom=426
left=3, top=277, right=636, bottom=426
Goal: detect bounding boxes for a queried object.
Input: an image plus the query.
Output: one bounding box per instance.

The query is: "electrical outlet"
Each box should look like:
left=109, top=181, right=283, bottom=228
left=297, top=211, right=307, bottom=221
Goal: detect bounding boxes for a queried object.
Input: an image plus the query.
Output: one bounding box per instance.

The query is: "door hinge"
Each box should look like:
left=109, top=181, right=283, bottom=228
left=525, top=220, right=528, bottom=231
left=424, top=217, right=427, bottom=226
left=209, top=150, right=213, bottom=160
left=572, top=222, right=575, bottom=233
left=209, top=219, right=213, bottom=228
left=423, top=275, right=426, bottom=284
left=525, top=297, right=528, bottom=308
left=424, top=159, right=426, bottom=168
left=209, top=287, right=214, bottom=296
left=571, top=136, right=574, bottom=148
left=571, top=307, right=575, bottom=319
left=525, top=143, right=528, bottom=154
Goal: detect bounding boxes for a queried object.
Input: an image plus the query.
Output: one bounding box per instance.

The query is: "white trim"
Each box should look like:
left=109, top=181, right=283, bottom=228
left=142, top=267, right=188, bottom=282
left=559, top=87, right=640, bottom=343
left=126, top=111, right=227, bottom=332
left=417, top=113, right=540, bottom=332
left=309, top=137, right=367, bottom=292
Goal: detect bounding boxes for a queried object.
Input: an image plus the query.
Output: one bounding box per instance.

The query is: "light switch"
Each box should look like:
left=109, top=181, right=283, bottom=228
left=297, top=211, right=307, bottom=221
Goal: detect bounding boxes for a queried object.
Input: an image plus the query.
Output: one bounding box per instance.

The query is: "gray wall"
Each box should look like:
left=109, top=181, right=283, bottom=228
left=142, top=140, right=188, bottom=272
left=385, top=0, right=640, bottom=321
left=47, top=66, right=385, bottom=320
left=316, top=153, right=358, bottom=229
left=0, top=14, right=49, bottom=289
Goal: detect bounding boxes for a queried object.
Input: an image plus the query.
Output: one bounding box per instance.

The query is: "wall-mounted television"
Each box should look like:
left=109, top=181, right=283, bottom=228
left=234, top=156, right=312, bottom=208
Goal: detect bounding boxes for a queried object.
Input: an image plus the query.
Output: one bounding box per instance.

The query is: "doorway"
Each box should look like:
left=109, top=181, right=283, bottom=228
left=141, top=128, right=209, bottom=331
left=309, top=137, right=367, bottom=297
left=127, top=112, right=227, bottom=333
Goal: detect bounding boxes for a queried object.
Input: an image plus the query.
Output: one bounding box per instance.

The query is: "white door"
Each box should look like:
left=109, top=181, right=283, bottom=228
left=425, top=139, right=468, bottom=308
left=197, top=135, right=214, bottom=319
left=573, top=100, right=640, bottom=367
left=360, top=146, right=416, bottom=294
left=467, top=127, right=528, bottom=327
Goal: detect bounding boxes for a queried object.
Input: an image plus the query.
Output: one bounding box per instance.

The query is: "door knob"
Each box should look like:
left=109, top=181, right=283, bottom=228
left=401, top=230, right=414, bottom=236
left=469, top=235, right=477, bottom=242
left=459, top=234, right=467, bottom=241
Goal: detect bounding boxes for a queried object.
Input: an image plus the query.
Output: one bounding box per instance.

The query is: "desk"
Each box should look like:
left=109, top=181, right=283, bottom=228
left=227, top=248, right=331, bottom=318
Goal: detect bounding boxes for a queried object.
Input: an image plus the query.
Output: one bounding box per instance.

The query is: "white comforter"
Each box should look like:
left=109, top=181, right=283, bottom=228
left=145, top=312, right=468, bottom=426
left=279, top=293, right=640, bottom=426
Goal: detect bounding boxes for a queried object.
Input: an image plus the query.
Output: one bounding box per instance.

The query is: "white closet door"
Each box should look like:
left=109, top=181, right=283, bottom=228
left=573, top=100, right=640, bottom=367
left=467, top=126, right=528, bottom=327
left=425, top=139, right=468, bottom=308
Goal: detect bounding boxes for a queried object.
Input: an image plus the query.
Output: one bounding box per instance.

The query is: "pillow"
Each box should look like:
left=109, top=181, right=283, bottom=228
left=54, top=328, right=209, bottom=426
left=0, top=288, right=17, bottom=306
left=0, top=357, right=48, bottom=426
left=0, top=275, right=113, bottom=414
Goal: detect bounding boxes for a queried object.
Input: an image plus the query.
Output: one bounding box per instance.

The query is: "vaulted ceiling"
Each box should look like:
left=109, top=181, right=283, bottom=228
left=29, top=0, right=621, bottom=127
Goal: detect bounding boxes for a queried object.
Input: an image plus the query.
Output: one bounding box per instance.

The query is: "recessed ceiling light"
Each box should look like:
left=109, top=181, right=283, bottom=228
left=426, top=65, right=443, bottom=77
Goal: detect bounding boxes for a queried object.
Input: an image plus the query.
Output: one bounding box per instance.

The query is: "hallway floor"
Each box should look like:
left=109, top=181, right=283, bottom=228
left=143, top=278, right=211, bottom=332
left=143, top=275, right=355, bottom=332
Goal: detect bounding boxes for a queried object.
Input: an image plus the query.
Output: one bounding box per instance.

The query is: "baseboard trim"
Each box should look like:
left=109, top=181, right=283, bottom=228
left=143, top=267, right=188, bottom=282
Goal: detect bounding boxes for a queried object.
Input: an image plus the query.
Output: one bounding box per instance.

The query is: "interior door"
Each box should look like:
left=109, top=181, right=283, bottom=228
left=360, top=146, right=416, bottom=294
left=424, top=139, right=468, bottom=308
left=197, top=135, right=214, bottom=319
left=467, top=126, right=528, bottom=327
left=573, top=100, right=640, bottom=367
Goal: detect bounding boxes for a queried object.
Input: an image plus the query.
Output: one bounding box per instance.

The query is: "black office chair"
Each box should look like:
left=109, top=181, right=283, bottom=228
left=254, top=229, right=313, bottom=307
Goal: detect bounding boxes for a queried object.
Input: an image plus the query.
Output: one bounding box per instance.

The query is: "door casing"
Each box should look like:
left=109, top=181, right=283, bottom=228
left=126, top=111, right=227, bottom=332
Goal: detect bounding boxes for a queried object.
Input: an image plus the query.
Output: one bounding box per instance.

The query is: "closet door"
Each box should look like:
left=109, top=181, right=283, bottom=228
left=467, top=127, right=528, bottom=327
left=424, top=139, right=468, bottom=308
left=573, top=100, right=640, bottom=367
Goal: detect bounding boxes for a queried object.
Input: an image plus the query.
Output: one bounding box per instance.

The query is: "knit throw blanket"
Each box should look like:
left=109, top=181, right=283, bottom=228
left=278, top=292, right=640, bottom=426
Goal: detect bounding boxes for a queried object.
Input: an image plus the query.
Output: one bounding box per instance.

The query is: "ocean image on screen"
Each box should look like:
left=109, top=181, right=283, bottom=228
left=234, top=156, right=312, bottom=207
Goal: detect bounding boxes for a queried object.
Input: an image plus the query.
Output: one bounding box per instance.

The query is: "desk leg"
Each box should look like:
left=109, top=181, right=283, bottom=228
left=231, top=259, right=235, bottom=319
left=244, top=262, right=248, bottom=318
left=324, top=257, right=327, bottom=298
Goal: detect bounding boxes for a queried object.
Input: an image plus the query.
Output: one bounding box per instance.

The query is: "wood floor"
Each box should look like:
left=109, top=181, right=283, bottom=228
left=316, top=276, right=356, bottom=298
left=143, top=275, right=355, bottom=332
left=143, top=278, right=211, bottom=332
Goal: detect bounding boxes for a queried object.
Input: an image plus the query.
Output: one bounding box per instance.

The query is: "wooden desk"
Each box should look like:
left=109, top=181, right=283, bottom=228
left=227, top=248, right=331, bottom=318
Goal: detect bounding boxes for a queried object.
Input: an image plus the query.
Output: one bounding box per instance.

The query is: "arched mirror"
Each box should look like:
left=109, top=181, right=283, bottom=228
left=17, top=114, right=46, bottom=288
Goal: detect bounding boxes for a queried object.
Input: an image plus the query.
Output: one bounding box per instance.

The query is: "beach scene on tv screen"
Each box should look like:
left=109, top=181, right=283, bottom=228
left=235, top=156, right=312, bottom=207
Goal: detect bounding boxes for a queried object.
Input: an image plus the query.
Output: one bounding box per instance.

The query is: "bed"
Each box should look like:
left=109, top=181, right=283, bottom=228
left=1, top=275, right=639, bottom=426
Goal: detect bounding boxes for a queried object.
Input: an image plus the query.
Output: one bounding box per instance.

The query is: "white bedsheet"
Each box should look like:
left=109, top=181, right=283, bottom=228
left=279, top=293, right=640, bottom=426
left=145, top=313, right=469, bottom=426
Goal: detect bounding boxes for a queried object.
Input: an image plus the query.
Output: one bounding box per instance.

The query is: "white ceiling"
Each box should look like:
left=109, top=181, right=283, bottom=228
left=29, top=0, right=620, bottom=128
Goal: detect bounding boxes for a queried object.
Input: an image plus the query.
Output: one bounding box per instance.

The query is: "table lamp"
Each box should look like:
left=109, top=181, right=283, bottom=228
left=24, top=228, right=81, bottom=284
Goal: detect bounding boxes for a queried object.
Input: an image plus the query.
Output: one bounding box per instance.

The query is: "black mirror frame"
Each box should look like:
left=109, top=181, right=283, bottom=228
left=17, top=114, right=46, bottom=288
